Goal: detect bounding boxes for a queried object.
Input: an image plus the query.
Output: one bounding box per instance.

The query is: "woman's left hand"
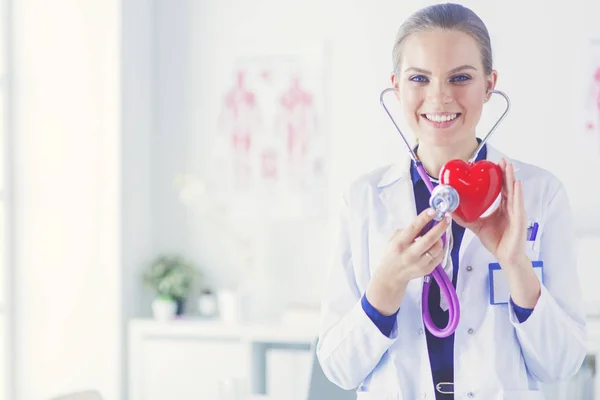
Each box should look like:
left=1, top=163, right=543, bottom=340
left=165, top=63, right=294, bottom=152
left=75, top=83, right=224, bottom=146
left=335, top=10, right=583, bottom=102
left=452, top=158, right=540, bottom=308
left=451, top=158, right=528, bottom=268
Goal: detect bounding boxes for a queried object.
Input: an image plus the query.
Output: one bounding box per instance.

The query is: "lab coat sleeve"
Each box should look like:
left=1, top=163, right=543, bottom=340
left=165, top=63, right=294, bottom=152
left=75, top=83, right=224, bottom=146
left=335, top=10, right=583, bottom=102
left=317, top=193, right=399, bottom=390
left=508, top=180, right=587, bottom=383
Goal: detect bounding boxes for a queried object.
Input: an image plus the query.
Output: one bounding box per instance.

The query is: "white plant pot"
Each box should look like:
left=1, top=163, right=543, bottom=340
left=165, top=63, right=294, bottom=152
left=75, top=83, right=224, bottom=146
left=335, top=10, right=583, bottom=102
left=152, top=297, right=177, bottom=321
left=197, top=293, right=218, bottom=318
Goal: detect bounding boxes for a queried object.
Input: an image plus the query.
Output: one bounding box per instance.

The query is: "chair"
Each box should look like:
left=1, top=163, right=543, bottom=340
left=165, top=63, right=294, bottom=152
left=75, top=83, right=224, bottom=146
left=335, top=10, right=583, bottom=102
left=50, top=390, right=104, bottom=400
left=305, top=339, right=356, bottom=400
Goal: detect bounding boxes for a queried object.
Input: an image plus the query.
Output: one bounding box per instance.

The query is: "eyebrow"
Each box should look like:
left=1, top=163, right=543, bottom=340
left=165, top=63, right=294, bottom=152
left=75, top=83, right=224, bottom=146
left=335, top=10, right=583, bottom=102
left=403, top=65, right=478, bottom=75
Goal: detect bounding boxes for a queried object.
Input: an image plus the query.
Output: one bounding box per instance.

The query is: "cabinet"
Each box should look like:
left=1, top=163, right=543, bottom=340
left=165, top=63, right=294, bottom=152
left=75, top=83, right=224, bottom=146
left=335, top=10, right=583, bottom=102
left=138, top=337, right=248, bottom=400
left=128, top=319, right=315, bottom=400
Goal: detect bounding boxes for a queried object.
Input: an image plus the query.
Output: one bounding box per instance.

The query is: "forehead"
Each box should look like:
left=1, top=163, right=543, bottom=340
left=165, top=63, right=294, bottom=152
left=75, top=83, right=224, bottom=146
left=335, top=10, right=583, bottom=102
left=400, top=30, right=482, bottom=73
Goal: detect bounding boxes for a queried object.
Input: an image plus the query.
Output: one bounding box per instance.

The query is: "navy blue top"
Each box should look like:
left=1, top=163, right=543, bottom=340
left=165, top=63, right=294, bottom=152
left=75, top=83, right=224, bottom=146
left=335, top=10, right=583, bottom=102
left=361, top=143, right=534, bottom=386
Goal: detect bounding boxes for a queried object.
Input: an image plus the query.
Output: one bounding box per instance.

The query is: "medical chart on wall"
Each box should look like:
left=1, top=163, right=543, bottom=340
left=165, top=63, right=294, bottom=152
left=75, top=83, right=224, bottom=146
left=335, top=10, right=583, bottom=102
left=571, top=38, right=600, bottom=233
left=582, top=39, right=600, bottom=157
left=207, top=46, right=330, bottom=220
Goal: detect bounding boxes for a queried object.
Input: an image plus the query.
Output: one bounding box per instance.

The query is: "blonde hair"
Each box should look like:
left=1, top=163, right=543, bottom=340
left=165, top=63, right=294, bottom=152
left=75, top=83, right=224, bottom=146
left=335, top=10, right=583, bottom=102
left=392, top=3, right=493, bottom=75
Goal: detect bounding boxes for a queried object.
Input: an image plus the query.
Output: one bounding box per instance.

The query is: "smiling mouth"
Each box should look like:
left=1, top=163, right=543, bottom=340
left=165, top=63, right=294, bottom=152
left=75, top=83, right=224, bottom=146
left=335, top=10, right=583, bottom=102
left=421, top=113, right=461, bottom=123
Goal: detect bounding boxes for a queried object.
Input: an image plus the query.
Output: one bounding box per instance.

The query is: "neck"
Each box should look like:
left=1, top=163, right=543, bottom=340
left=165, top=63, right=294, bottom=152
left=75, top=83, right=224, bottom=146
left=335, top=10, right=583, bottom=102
left=416, top=138, right=479, bottom=178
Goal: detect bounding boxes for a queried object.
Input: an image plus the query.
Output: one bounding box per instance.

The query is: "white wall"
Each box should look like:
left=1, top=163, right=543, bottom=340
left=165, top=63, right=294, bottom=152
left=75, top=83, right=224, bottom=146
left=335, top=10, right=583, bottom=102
left=149, top=0, right=600, bottom=312
left=12, top=1, right=121, bottom=399
left=121, top=1, right=156, bottom=398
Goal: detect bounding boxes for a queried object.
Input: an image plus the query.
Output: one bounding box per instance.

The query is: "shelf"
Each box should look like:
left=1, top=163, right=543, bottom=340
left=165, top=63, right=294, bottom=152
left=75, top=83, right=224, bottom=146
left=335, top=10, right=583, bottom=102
left=129, top=318, right=317, bottom=345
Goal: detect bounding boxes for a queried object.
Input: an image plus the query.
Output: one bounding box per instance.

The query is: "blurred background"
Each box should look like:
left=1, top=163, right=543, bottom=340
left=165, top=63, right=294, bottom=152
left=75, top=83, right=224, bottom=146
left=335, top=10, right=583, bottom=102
left=1, top=0, right=600, bottom=399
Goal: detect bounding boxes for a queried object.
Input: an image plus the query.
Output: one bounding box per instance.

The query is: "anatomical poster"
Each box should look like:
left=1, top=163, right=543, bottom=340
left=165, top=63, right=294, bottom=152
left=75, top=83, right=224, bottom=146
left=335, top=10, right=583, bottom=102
left=208, top=45, right=330, bottom=220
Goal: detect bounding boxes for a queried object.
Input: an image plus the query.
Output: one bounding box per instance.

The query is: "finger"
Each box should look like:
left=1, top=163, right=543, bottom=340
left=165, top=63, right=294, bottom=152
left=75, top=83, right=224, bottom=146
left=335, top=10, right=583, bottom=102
left=412, top=238, right=444, bottom=264
left=499, top=158, right=508, bottom=198
left=394, top=208, right=437, bottom=246
left=505, top=162, right=515, bottom=212
left=388, top=228, right=402, bottom=243
left=418, top=245, right=446, bottom=275
left=498, top=157, right=507, bottom=170
left=427, top=239, right=444, bottom=258
left=409, top=216, right=451, bottom=257
left=513, top=180, right=526, bottom=227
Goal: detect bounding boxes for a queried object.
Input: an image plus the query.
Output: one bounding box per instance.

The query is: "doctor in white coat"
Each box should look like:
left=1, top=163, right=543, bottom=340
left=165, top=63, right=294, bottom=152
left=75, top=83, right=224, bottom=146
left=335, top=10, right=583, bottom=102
left=317, top=3, right=586, bottom=400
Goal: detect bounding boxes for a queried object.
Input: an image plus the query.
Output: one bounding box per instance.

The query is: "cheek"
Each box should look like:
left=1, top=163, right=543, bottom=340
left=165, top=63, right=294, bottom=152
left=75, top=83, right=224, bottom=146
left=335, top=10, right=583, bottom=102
left=455, top=87, right=485, bottom=118
left=400, top=87, right=423, bottom=117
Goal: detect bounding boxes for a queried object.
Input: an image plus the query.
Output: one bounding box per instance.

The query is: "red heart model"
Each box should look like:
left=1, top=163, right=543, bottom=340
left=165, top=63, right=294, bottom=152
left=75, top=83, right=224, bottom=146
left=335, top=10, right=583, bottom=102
left=439, top=160, right=503, bottom=223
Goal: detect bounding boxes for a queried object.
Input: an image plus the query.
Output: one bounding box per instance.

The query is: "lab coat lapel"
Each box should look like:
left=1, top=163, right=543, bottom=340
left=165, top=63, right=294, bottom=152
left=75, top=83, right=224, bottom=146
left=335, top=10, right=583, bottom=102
left=377, top=155, right=417, bottom=231
left=376, top=156, right=423, bottom=311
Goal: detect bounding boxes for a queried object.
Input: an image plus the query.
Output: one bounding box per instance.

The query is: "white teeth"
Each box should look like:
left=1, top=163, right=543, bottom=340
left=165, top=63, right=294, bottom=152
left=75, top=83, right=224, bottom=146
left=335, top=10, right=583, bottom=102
left=425, top=113, right=458, bottom=123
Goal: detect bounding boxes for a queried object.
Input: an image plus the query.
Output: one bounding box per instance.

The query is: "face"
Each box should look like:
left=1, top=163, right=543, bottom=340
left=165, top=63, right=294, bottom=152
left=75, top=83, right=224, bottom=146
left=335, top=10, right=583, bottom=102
left=391, top=29, right=497, bottom=148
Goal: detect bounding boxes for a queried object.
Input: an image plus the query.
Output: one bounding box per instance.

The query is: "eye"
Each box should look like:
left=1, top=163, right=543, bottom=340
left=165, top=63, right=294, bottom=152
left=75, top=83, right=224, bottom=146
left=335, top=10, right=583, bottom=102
left=450, top=74, right=471, bottom=83
left=409, top=75, right=428, bottom=83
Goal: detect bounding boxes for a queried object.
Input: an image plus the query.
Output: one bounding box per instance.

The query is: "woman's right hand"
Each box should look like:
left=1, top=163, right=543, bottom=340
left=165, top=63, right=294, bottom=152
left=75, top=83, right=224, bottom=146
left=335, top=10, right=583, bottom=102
left=365, top=208, right=451, bottom=316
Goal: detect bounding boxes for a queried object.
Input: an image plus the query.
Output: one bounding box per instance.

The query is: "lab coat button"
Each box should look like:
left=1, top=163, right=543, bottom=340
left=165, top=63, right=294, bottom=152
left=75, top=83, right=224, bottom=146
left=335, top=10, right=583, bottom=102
left=466, top=265, right=473, bottom=272
left=418, top=328, right=424, bottom=335
left=467, top=392, right=475, bottom=398
left=467, top=328, right=474, bottom=334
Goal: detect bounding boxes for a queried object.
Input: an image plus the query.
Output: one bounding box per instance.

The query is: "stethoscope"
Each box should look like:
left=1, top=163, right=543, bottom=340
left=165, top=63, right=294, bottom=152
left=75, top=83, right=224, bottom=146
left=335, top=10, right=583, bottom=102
left=379, top=87, right=511, bottom=338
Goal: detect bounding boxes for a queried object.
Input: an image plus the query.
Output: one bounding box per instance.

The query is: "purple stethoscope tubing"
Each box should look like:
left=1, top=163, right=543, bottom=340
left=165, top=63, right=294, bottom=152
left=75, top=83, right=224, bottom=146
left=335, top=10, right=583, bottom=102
left=379, top=88, right=511, bottom=338
left=416, top=163, right=460, bottom=338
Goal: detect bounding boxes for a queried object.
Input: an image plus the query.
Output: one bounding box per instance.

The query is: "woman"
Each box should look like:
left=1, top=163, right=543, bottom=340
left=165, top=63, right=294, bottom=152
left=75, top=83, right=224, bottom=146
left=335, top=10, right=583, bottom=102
left=317, top=3, right=586, bottom=399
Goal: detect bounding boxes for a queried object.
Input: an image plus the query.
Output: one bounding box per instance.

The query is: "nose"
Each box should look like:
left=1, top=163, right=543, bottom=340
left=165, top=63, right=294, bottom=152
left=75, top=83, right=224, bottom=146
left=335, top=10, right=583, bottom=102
left=426, top=82, right=453, bottom=105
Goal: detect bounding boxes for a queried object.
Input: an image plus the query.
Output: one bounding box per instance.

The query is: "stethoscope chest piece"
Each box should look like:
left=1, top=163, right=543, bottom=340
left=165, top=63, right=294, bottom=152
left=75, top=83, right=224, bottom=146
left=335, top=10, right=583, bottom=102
left=429, top=185, right=460, bottom=221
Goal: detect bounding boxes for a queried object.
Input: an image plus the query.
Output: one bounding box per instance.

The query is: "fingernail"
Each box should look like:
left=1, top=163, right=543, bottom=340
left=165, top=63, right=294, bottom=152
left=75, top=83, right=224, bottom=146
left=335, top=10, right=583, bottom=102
left=445, top=215, right=452, bottom=224
left=427, top=209, right=435, bottom=216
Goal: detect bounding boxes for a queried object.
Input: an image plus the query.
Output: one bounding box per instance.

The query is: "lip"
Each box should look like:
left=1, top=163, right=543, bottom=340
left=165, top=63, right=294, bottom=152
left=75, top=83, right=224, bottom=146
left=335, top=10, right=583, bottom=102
left=420, top=113, right=462, bottom=129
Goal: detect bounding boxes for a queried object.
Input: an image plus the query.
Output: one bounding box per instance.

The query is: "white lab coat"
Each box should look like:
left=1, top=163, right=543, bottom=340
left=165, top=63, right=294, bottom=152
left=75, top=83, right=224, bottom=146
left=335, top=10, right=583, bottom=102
left=317, top=145, right=586, bottom=400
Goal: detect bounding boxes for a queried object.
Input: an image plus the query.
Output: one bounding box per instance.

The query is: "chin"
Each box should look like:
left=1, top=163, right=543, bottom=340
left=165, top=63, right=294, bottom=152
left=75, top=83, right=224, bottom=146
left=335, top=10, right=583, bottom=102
left=418, top=123, right=476, bottom=145
left=419, top=128, right=460, bottom=143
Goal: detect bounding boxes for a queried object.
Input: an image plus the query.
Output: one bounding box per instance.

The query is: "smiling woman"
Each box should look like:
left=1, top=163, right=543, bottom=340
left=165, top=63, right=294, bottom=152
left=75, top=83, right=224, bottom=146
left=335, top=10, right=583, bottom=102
left=317, top=3, right=586, bottom=400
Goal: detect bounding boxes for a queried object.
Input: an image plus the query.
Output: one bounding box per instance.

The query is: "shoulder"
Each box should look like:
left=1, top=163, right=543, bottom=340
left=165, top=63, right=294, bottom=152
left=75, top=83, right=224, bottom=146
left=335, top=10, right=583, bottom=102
left=341, top=164, right=395, bottom=207
left=510, top=157, right=565, bottom=200
left=488, top=145, right=564, bottom=199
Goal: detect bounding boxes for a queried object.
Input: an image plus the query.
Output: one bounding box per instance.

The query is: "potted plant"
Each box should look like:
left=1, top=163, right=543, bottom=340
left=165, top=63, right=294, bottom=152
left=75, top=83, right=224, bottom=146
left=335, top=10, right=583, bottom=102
left=143, top=254, right=198, bottom=320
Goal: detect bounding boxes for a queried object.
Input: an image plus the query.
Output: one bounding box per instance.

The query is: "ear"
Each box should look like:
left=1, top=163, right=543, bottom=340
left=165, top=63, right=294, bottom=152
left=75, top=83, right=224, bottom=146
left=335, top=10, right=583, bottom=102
left=484, top=70, right=498, bottom=102
left=391, top=71, right=401, bottom=99
left=391, top=71, right=399, bottom=88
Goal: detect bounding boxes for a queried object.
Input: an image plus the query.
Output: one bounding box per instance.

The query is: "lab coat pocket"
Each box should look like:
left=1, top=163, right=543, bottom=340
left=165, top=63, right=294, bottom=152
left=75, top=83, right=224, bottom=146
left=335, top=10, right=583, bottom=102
left=502, top=390, right=545, bottom=400
left=489, top=262, right=543, bottom=304
left=524, top=219, right=541, bottom=261
left=524, top=241, right=540, bottom=263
